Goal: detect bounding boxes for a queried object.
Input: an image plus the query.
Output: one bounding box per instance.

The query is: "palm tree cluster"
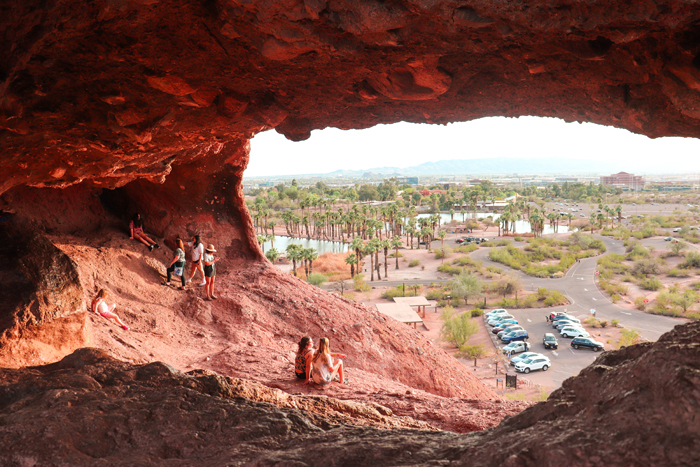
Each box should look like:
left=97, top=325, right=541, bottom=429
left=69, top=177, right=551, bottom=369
left=284, top=244, right=319, bottom=277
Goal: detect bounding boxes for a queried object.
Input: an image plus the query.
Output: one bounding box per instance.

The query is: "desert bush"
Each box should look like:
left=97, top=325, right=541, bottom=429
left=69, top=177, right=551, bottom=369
left=599, top=320, right=608, bottom=328
left=437, top=263, right=463, bottom=275
left=469, top=307, right=484, bottom=317
left=632, top=258, right=662, bottom=276
left=640, top=277, right=663, bottom=291
left=668, top=268, right=689, bottom=278
left=537, top=288, right=548, bottom=299
left=306, top=273, right=328, bottom=286
left=634, top=296, right=647, bottom=310
left=485, top=265, right=502, bottom=275
left=353, top=273, right=371, bottom=292
left=622, top=274, right=635, bottom=282
left=514, top=236, right=524, bottom=242
left=627, top=244, right=650, bottom=260
left=381, top=286, right=408, bottom=300
left=523, top=294, right=538, bottom=308
left=543, top=296, right=556, bottom=306
left=408, top=259, right=420, bottom=267
left=426, top=289, right=444, bottom=300
left=611, top=294, right=621, bottom=303
left=454, top=243, right=479, bottom=254
left=681, top=251, right=700, bottom=269
left=453, top=256, right=479, bottom=267
left=611, top=319, right=620, bottom=327
left=584, top=317, right=601, bottom=327
left=456, top=344, right=487, bottom=360
left=440, top=307, right=478, bottom=348
left=434, top=247, right=452, bottom=260
left=616, top=328, right=642, bottom=349
left=687, top=312, right=700, bottom=320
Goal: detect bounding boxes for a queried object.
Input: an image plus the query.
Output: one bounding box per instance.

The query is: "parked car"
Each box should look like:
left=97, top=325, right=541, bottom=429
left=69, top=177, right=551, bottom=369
left=555, top=320, right=581, bottom=330
left=492, top=320, right=519, bottom=333
left=543, top=333, right=558, bottom=349
left=502, top=341, right=531, bottom=355
left=664, top=237, right=673, bottom=241
left=571, top=337, right=604, bottom=351
left=509, top=352, right=542, bottom=366
left=488, top=314, right=515, bottom=326
left=560, top=327, right=590, bottom=338
left=498, top=325, right=524, bottom=338
left=673, top=228, right=681, bottom=233
left=551, top=314, right=576, bottom=324
left=515, top=356, right=551, bottom=373
left=486, top=309, right=508, bottom=317
left=501, top=330, right=529, bottom=343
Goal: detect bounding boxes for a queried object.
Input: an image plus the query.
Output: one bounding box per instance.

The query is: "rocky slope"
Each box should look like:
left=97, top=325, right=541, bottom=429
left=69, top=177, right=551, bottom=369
left=1, top=320, right=698, bottom=466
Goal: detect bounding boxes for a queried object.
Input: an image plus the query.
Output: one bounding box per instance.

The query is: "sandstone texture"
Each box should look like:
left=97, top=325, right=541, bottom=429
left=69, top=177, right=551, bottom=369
left=1, top=321, right=699, bottom=466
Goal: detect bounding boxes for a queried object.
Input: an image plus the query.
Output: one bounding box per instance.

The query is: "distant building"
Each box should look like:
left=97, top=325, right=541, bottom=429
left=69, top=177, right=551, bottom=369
left=600, top=172, right=645, bottom=191
left=397, top=176, right=419, bottom=185
left=419, top=189, right=446, bottom=197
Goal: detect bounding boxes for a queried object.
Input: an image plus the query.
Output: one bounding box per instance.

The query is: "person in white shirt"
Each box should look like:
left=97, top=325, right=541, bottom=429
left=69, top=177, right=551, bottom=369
left=186, top=235, right=206, bottom=286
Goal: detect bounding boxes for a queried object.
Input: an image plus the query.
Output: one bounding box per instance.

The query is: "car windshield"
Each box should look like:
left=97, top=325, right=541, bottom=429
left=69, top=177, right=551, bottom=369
left=519, top=358, right=533, bottom=365
left=545, top=336, right=555, bottom=341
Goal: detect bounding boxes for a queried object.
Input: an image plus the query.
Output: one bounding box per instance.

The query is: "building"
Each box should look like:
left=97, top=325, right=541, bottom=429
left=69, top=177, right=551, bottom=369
left=600, top=172, right=645, bottom=191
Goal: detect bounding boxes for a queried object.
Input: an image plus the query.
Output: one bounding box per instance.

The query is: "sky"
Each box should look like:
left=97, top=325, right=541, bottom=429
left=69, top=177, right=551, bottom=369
left=245, top=116, right=700, bottom=177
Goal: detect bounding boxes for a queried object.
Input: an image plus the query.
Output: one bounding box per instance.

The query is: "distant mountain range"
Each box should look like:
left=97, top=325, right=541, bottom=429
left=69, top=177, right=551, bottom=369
left=322, top=158, right=625, bottom=177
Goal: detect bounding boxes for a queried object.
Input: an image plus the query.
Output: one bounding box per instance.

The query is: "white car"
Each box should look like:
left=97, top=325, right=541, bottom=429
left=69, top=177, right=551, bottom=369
left=560, top=327, right=590, bottom=338
left=486, top=309, right=508, bottom=317
left=515, top=356, right=551, bottom=373
left=502, top=341, right=531, bottom=355
left=509, top=352, right=542, bottom=366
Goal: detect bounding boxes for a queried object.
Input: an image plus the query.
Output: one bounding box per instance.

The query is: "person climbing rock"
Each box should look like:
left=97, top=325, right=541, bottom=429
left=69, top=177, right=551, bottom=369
left=129, top=213, right=159, bottom=251
left=186, top=235, right=206, bottom=287
left=163, top=238, right=186, bottom=290
left=91, top=289, right=129, bottom=330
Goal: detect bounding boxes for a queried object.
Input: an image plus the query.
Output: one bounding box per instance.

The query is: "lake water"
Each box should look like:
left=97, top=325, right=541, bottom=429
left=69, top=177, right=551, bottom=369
left=415, top=213, right=569, bottom=235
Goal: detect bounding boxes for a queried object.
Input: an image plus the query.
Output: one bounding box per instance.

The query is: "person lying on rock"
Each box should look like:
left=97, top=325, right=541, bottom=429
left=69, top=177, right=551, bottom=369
left=296, top=336, right=315, bottom=384
left=163, top=238, right=187, bottom=290
left=129, top=213, right=159, bottom=251
left=91, top=289, right=129, bottom=330
left=186, top=235, right=206, bottom=287
left=203, top=244, right=219, bottom=300
left=311, top=337, right=347, bottom=386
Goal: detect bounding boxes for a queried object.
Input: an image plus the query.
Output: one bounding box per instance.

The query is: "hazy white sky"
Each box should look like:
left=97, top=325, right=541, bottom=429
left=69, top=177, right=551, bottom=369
left=245, top=116, right=700, bottom=177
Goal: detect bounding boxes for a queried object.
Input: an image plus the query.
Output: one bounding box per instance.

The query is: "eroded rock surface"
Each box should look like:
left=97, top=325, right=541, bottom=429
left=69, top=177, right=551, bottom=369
left=2, top=321, right=699, bottom=466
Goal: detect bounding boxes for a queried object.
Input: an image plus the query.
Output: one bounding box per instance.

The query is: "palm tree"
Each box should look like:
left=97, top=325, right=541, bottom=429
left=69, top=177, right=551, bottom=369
left=265, top=247, right=280, bottom=263
left=286, top=244, right=302, bottom=277
left=364, top=242, right=375, bottom=281
left=345, top=253, right=357, bottom=277
left=391, top=236, right=402, bottom=270
left=351, top=236, right=365, bottom=273
left=257, top=234, right=267, bottom=253
left=381, top=238, right=391, bottom=278
left=303, top=248, right=318, bottom=276
left=437, top=229, right=447, bottom=263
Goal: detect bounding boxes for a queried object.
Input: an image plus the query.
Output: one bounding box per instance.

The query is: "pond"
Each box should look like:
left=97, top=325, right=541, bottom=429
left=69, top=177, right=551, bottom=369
left=262, top=236, right=350, bottom=254
left=415, top=213, right=569, bottom=235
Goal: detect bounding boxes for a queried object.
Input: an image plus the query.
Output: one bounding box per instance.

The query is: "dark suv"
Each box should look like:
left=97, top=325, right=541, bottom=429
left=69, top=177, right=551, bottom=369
left=543, top=333, right=558, bottom=349
left=571, top=337, right=604, bottom=352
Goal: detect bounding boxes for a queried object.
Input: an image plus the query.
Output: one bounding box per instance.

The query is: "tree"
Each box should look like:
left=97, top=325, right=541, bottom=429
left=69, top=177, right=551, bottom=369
left=265, top=247, right=280, bottom=263
left=257, top=234, right=267, bottom=253
left=286, top=244, right=303, bottom=277
left=451, top=271, right=482, bottom=305
left=437, top=229, right=447, bottom=263
left=303, top=248, right=318, bottom=276
left=673, top=290, right=697, bottom=312
left=669, top=240, right=689, bottom=256
left=381, top=238, right=391, bottom=278
left=497, top=275, right=522, bottom=304
left=345, top=253, right=357, bottom=277
left=440, top=306, right=478, bottom=348
left=391, top=235, right=402, bottom=270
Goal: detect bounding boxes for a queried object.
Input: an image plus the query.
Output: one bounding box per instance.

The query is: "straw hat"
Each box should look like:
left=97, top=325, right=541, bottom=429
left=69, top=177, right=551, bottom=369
left=206, top=244, right=217, bottom=253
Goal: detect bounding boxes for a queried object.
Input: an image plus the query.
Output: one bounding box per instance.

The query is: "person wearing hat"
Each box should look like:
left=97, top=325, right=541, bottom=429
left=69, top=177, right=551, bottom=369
left=203, top=244, right=219, bottom=300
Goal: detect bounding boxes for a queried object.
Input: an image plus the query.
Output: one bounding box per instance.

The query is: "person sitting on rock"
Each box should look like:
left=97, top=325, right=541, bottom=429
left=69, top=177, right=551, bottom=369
left=295, top=336, right=315, bottom=384
left=129, top=213, right=159, bottom=251
left=91, top=289, right=129, bottom=330
left=311, top=337, right=347, bottom=386
left=163, top=238, right=187, bottom=290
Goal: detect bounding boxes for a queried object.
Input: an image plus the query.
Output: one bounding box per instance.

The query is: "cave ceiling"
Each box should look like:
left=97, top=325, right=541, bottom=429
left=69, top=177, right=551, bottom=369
left=1, top=0, right=700, bottom=195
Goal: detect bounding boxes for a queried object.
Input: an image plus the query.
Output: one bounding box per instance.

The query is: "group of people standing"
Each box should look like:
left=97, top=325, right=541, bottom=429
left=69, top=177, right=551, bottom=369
left=161, top=235, right=219, bottom=300
left=295, top=336, right=347, bottom=386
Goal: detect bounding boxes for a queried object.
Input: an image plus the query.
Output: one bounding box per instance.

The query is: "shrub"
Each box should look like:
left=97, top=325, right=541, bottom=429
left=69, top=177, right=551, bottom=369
left=668, top=268, right=689, bottom=278
left=687, top=312, right=700, bottom=320
left=437, top=263, right=463, bottom=275
left=611, top=294, right=621, bottom=303
left=408, top=259, right=420, bottom=267
left=681, top=251, right=700, bottom=269
left=584, top=317, right=601, bottom=327
left=514, top=236, right=524, bottom=242
left=440, top=307, right=478, bottom=348
left=426, top=289, right=444, bottom=300
left=381, top=286, right=408, bottom=300
left=306, top=273, right=328, bottom=286
left=523, top=294, right=538, bottom=308
left=434, top=247, right=452, bottom=260
left=616, top=328, right=641, bottom=349
left=640, top=277, right=663, bottom=291
left=632, top=258, right=661, bottom=276
left=634, top=296, right=647, bottom=311
left=353, top=273, right=371, bottom=292
left=469, top=307, right=484, bottom=317
left=485, top=265, right=502, bottom=275
left=455, top=243, right=479, bottom=254
left=622, top=274, right=635, bottom=282
left=599, top=320, right=608, bottom=328
left=537, top=288, right=548, bottom=299
left=456, top=344, right=487, bottom=360
left=611, top=319, right=620, bottom=327
left=543, top=296, right=556, bottom=307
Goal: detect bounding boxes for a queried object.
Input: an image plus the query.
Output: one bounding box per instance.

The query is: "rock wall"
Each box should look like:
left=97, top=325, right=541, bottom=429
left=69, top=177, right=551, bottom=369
left=1, top=321, right=698, bottom=466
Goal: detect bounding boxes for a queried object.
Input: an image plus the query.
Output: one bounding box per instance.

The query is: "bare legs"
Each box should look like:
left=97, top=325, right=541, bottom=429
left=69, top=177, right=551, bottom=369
left=188, top=261, right=205, bottom=283
left=101, top=304, right=129, bottom=330
left=206, top=276, right=216, bottom=299
left=133, top=232, right=157, bottom=248
left=334, top=359, right=344, bottom=383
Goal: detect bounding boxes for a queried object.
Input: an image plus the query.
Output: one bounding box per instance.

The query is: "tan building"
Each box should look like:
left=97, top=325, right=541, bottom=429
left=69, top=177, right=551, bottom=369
left=600, top=172, right=645, bottom=191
